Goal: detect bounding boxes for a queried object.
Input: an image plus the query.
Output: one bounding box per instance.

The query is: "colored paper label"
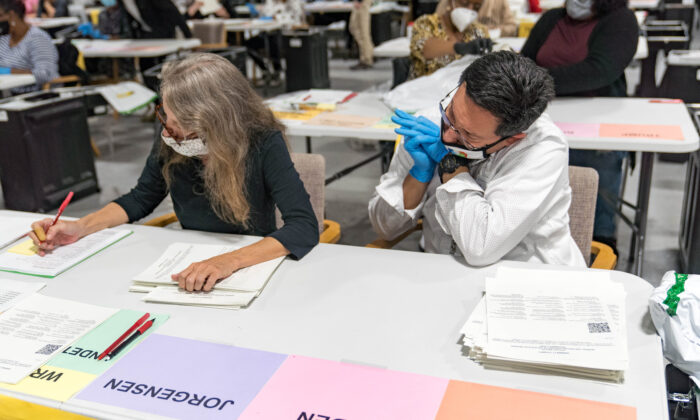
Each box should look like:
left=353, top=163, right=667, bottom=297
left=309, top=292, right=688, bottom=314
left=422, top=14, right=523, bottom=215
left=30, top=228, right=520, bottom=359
left=434, top=380, right=636, bottom=420
left=7, top=239, right=39, bottom=256
left=554, top=122, right=601, bottom=138
left=76, top=334, right=287, bottom=419
left=599, top=124, right=684, bottom=140
left=273, top=110, right=323, bottom=121
left=239, top=355, right=448, bottom=420
left=304, top=113, right=381, bottom=128
left=0, top=366, right=96, bottom=402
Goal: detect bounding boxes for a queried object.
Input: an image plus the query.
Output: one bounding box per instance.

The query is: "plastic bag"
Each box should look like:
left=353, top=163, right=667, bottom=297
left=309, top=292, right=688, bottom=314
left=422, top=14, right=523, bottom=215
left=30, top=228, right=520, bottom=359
left=650, top=271, right=700, bottom=386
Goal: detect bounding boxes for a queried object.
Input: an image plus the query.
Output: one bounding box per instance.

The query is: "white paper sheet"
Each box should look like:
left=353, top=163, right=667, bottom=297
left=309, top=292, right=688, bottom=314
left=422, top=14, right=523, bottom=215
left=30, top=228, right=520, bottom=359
left=0, top=294, right=116, bottom=384
left=96, top=82, right=157, bottom=114
left=132, top=243, right=284, bottom=292
left=0, top=229, right=132, bottom=277
left=0, top=279, right=46, bottom=313
left=0, top=215, right=43, bottom=250
left=485, top=268, right=628, bottom=371
left=143, top=286, right=257, bottom=307
left=199, top=0, right=223, bottom=15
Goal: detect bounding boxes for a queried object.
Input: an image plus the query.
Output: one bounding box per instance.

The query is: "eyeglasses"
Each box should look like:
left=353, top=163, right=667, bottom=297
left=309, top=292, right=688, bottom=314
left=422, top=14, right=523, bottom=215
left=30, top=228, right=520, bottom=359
left=155, top=104, right=196, bottom=143
left=439, top=87, right=481, bottom=150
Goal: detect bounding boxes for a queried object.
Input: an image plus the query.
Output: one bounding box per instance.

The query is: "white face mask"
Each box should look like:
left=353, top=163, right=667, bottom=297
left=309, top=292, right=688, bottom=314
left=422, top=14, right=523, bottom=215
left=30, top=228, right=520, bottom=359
left=161, top=133, right=208, bottom=157
left=450, top=7, right=478, bottom=32
left=566, top=0, right=594, bottom=20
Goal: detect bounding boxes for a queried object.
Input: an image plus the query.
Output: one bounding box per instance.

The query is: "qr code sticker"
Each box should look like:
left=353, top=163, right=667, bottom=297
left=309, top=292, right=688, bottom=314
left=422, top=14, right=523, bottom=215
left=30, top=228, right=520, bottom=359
left=587, top=322, right=611, bottom=333
left=35, top=344, right=61, bottom=355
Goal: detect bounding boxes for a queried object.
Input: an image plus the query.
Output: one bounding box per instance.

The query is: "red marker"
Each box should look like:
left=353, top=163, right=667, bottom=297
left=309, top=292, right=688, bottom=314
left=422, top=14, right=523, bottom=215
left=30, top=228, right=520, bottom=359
left=98, top=313, right=150, bottom=361
left=340, top=92, right=357, bottom=103
left=50, top=191, right=74, bottom=227
left=104, top=318, right=155, bottom=361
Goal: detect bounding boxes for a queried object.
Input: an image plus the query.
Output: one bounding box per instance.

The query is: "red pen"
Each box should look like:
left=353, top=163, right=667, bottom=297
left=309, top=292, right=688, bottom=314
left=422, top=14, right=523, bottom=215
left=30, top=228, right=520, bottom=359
left=51, top=191, right=74, bottom=227
left=104, top=318, right=155, bottom=361
left=98, top=313, right=150, bottom=360
left=340, top=92, right=357, bottom=103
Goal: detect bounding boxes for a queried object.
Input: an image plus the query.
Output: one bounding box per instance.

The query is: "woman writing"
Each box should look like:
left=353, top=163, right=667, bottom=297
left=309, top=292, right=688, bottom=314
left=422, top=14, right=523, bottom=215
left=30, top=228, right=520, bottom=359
left=30, top=53, right=319, bottom=292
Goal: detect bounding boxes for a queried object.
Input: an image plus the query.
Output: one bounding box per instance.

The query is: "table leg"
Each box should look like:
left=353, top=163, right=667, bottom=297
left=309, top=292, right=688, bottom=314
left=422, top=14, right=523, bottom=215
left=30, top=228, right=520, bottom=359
left=306, top=136, right=312, bottom=153
left=111, top=58, right=119, bottom=82
left=631, top=152, right=654, bottom=277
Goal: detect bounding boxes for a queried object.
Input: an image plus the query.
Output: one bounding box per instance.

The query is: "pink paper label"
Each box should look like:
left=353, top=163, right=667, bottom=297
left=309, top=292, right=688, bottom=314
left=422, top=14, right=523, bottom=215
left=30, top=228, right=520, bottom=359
left=239, top=355, right=449, bottom=420
left=554, top=122, right=601, bottom=138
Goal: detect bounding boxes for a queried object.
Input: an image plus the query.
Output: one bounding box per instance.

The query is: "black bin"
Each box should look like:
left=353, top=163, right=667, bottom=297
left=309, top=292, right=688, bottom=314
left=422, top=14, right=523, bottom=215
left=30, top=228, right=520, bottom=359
left=283, top=30, right=330, bottom=92
left=371, top=11, right=392, bottom=46
left=0, top=91, right=99, bottom=212
left=679, top=107, right=700, bottom=274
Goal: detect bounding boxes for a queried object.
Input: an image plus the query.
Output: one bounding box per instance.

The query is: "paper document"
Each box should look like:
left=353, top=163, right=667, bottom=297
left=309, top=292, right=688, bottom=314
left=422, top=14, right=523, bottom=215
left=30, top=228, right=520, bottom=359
left=0, top=229, right=132, bottom=278
left=0, top=294, right=116, bottom=384
left=290, top=89, right=355, bottom=111
left=0, top=215, right=43, bottom=250
left=304, top=113, right=381, bottom=128
left=133, top=243, right=284, bottom=292
left=143, top=286, right=256, bottom=308
left=0, top=278, right=45, bottom=313
left=96, top=82, right=158, bottom=115
left=459, top=267, right=628, bottom=382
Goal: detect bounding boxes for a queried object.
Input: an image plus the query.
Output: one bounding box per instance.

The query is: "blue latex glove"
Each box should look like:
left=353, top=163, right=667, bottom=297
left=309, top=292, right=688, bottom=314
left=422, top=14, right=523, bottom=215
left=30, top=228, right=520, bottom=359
left=246, top=2, right=259, bottom=17
left=404, top=134, right=436, bottom=183
left=92, top=29, right=109, bottom=39
left=78, top=22, right=93, bottom=36
left=0, top=67, right=10, bottom=75
left=392, top=109, right=448, bottom=165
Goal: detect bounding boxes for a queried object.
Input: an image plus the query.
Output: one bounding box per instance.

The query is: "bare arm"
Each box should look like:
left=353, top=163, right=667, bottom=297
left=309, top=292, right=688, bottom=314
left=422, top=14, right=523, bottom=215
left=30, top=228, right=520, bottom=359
left=402, top=174, right=429, bottom=210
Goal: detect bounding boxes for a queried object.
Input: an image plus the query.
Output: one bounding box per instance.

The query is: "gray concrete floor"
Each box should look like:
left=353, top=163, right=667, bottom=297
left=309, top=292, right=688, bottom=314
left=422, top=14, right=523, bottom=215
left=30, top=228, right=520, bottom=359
left=1, top=56, right=694, bottom=287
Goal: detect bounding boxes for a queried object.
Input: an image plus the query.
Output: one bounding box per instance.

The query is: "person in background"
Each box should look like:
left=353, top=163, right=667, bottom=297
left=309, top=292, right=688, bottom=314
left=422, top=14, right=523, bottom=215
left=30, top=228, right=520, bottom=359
left=21, top=0, right=35, bottom=16
left=477, top=0, right=516, bottom=36
left=184, top=0, right=241, bottom=19
left=30, top=53, right=319, bottom=293
left=369, top=51, right=584, bottom=267
left=247, top=0, right=306, bottom=84
left=36, top=0, right=67, bottom=17
left=520, top=0, right=638, bottom=250
left=409, top=0, right=491, bottom=78
left=349, top=0, right=373, bottom=70
left=0, top=0, right=58, bottom=89
left=119, top=0, right=192, bottom=39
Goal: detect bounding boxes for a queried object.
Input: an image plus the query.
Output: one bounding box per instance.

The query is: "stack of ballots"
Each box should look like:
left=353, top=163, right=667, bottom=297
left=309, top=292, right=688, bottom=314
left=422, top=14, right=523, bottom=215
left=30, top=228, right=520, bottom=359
left=130, top=243, right=285, bottom=309
left=460, top=267, right=629, bottom=382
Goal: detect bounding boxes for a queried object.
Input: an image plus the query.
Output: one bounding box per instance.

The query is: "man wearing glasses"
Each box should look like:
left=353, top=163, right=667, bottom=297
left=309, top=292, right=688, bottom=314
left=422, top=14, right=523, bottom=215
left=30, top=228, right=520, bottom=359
left=368, top=51, right=585, bottom=267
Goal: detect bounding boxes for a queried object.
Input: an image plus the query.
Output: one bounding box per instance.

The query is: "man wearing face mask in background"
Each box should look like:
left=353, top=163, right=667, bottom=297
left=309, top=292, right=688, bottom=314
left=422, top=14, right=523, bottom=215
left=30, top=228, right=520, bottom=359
left=0, top=0, right=58, bottom=90
left=409, top=0, right=493, bottom=79
left=520, top=0, right=638, bottom=252
left=369, top=51, right=585, bottom=267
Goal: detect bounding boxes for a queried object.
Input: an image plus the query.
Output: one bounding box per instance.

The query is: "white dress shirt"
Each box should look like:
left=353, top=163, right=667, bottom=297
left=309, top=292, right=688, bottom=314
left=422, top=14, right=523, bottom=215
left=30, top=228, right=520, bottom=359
left=368, top=112, right=586, bottom=267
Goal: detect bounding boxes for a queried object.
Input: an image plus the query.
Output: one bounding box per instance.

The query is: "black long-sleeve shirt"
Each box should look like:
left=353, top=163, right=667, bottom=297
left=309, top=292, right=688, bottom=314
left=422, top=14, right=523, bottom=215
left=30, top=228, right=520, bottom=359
left=120, top=0, right=193, bottom=39
left=114, top=130, right=319, bottom=259
left=521, top=7, right=638, bottom=97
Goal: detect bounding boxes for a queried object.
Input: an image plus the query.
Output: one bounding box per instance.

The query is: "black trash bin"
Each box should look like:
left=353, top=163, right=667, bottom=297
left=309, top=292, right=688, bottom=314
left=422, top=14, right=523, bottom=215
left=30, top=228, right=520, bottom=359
left=0, top=91, right=99, bottom=212
left=283, top=30, right=330, bottom=92
left=638, top=20, right=690, bottom=97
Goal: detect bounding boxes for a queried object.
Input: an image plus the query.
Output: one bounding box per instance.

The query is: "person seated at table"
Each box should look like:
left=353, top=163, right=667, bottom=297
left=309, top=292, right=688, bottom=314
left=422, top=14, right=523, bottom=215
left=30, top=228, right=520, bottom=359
left=184, top=0, right=241, bottom=19
left=368, top=51, right=585, bottom=267
left=29, top=53, right=319, bottom=292
left=21, top=0, right=36, bottom=16
left=409, top=0, right=492, bottom=79
left=36, top=0, right=67, bottom=17
left=520, top=0, right=638, bottom=250
left=0, top=0, right=58, bottom=90
left=246, top=0, right=306, bottom=84
left=476, top=0, right=517, bottom=36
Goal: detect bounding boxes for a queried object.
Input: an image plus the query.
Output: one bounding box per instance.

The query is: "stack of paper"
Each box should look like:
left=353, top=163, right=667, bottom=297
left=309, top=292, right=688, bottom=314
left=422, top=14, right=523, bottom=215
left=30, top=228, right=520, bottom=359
left=0, top=278, right=45, bottom=313
left=130, top=243, right=285, bottom=309
left=0, top=214, right=43, bottom=249
left=0, top=228, right=132, bottom=278
left=460, top=267, right=628, bottom=382
left=289, top=89, right=356, bottom=111
left=96, top=82, right=158, bottom=115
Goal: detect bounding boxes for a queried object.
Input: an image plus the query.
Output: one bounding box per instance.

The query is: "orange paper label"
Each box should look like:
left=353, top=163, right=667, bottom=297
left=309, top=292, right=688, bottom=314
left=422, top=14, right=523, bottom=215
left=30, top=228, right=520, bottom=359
left=435, top=380, right=637, bottom=420
left=599, top=124, right=684, bottom=140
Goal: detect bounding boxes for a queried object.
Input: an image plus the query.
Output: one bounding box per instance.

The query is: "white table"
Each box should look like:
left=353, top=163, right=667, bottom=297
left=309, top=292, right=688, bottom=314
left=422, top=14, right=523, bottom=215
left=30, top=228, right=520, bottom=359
left=0, top=74, right=37, bottom=91
left=223, top=17, right=283, bottom=32
left=374, top=36, right=649, bottom=60
left=0, top=210, right=667, bottom=420
left=630, top=0, right=661, bottom=9
left=304, top=0, right=408, bottom=14
left=274, top=92, right=700, bottom=276
left=72, top=39, right=201, bottom=81
left=26, top=16, right=80, bottom=29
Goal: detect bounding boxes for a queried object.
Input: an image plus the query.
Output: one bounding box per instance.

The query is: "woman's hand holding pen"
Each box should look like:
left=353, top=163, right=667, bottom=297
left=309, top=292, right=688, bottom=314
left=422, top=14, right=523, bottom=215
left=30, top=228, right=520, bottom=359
left=29, top=219, right=85, bottom=256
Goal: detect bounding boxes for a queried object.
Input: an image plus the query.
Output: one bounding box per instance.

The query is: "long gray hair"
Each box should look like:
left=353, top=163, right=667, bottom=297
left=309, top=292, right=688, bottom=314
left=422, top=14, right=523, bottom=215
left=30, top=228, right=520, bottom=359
left=159, top=53, right=286, bottom=227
